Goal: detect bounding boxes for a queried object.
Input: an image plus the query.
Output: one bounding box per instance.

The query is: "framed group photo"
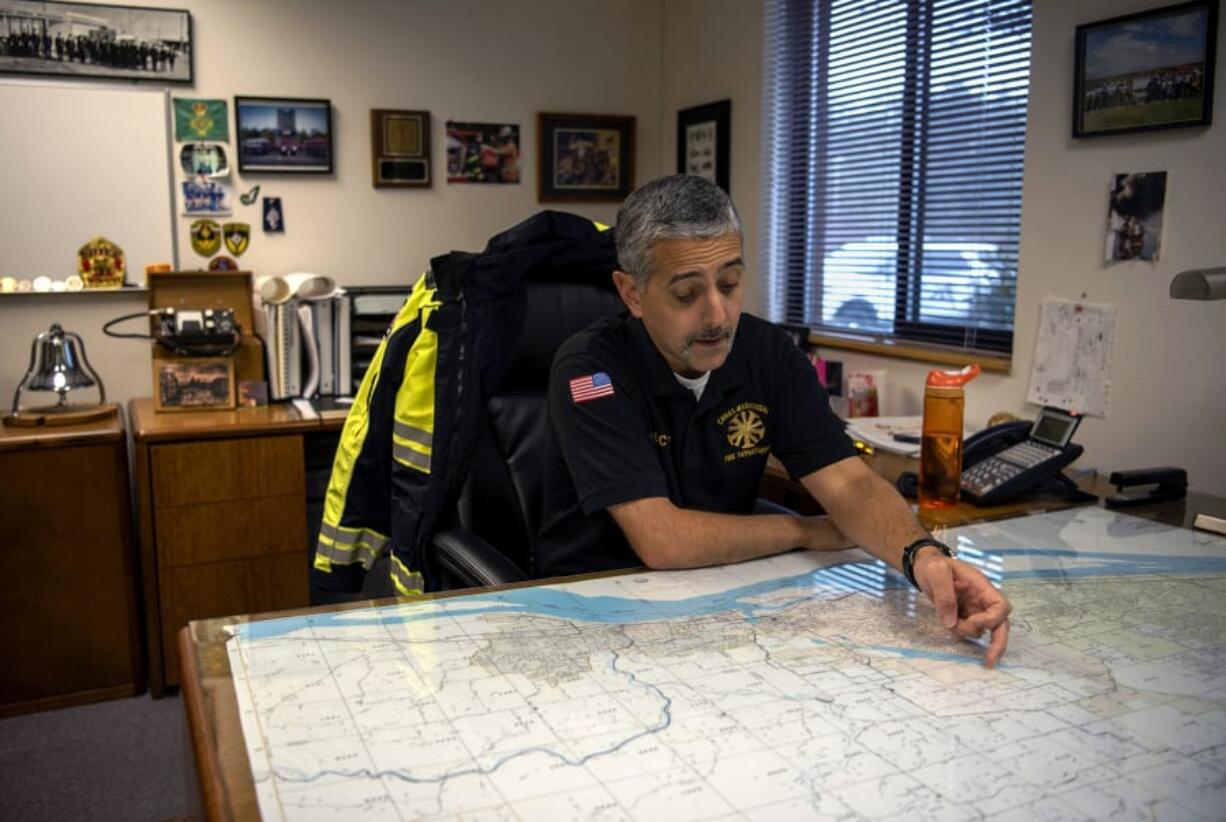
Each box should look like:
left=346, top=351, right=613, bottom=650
left=235, top=96, right=333, bottom=174
left=0, top=0, right=192, bottom=83
left=677, top=99, right=731, bottom=192
left=153, top=357, right=235, bottom=412
left=537, top=112, right=635, bottom=202
left=1074, top=0, right=1218, bottom=138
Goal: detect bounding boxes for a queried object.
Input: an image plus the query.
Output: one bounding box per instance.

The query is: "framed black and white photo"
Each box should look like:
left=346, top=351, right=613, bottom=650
left=677, top=99, right=730, bottom=192
left=0, top=1, right=191, bottom=83
left=538, top=112, right=635, bottom=202
left=235, top=96, right=333, bottom=174
left=1074, top=0, right=1218, bottom=138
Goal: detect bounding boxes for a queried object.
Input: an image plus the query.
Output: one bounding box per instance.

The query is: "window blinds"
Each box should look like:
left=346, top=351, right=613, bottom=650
left=761, top=0, right=1032, bottom=355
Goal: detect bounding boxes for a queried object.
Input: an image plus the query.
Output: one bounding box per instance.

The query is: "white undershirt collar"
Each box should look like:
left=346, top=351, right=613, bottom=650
left=673, top=370, right=711, bottom=401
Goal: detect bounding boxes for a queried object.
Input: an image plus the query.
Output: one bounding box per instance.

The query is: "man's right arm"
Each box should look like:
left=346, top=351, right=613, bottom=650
left=608, top=497, right=850, bottom=569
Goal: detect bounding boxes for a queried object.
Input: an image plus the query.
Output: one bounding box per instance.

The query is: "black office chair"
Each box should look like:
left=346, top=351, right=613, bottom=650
left=429, top=277, right=625, bottom=589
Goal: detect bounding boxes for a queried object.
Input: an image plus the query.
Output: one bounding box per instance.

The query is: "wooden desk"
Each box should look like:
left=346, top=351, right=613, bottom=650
left=130, top=399, right=343, bottom=696
left=0, top=412, right=142, bottom=716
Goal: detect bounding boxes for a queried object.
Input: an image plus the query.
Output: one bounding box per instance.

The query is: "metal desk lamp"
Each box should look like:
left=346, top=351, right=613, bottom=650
left=4, top=323, right=117, bottom=427
left=1170, top=266, right=1226, bottom=300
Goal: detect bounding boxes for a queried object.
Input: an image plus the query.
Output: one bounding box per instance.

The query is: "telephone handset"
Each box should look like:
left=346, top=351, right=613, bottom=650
left=961, top=407, right=1084, bottom=505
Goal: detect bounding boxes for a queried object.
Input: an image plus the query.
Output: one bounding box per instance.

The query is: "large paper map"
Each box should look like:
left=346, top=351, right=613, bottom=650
left=226, top=509, right=1226, bottom=820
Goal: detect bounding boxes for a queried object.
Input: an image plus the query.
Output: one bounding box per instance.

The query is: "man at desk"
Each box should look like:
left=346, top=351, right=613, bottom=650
left=538, top=174, right=1012, bottom=667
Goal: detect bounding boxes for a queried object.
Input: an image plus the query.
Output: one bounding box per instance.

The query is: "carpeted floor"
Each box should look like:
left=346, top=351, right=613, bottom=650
left=0, top=692, right=194, bottom=821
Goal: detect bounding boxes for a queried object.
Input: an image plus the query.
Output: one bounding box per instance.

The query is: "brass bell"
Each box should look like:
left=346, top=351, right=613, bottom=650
left=5, top=324, right=116, bottom=427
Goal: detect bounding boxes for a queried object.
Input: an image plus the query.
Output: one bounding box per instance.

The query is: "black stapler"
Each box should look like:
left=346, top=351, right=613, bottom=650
left=1103, top=466, right=1187, bottom=508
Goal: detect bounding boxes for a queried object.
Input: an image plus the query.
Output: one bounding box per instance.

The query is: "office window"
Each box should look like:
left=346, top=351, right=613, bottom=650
left=762, top=0, right=1032, bottom=356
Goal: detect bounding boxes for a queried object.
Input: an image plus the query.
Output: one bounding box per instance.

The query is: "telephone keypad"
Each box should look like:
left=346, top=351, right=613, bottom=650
left=962, top=441, right=1062, bottom=498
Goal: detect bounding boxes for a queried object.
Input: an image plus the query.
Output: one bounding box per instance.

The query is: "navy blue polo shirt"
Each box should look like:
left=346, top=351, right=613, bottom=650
left=536, top=311, right=856, bottom=576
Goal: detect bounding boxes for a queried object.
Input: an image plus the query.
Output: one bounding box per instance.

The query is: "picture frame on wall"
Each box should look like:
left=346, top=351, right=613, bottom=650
left=1074, top=0, right=1217, bottom=138
left=537, top=112, right=635, bottom=202
left=0, top=1, right=192, bottom=83
left=153, top=357, right=235, bottom=412
left=677, top=99, right=731, bottom=192
left=235, top=96, right=333, bottom=174
left=371, top=109, right=431, bottom=188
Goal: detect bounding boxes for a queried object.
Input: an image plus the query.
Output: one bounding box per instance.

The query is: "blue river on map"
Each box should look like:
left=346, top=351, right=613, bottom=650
left=239, top=547, right=1226, bottom=644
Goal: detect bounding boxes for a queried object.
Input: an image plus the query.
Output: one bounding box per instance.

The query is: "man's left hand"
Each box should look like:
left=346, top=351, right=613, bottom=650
left=912, top=552, right=1012, bottom=668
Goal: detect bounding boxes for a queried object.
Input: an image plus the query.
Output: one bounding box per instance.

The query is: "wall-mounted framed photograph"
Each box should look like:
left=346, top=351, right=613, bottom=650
left=371, top=109, right=431, bottom=188
left=0, top=0, right=192, bottom=83
left=446, top=121, right=520, bottom=184
left=1074, top=0, right=1218, bottom=138
left=677, top=99, right=731, bottom=192
left=153, top=357, right=235, bottom=412
left=537, top=112, right=635, bottom=202
left=235, top=96, right=333, bottom=174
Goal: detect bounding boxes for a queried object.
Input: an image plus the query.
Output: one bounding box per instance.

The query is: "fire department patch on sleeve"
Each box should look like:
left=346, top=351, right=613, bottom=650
left=569, top=372, right=614, bottom=403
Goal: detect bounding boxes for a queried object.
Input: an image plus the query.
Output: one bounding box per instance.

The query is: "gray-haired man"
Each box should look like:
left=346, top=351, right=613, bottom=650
left=537, top=174, right=1011, bottom=667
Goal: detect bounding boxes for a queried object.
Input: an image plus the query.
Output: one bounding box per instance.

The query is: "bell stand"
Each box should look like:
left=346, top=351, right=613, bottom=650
left=3, top=398, right=119, bottom=427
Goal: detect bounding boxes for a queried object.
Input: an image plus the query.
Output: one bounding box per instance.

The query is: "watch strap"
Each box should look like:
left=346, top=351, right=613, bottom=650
left=901, top=537, right=953, bottom=589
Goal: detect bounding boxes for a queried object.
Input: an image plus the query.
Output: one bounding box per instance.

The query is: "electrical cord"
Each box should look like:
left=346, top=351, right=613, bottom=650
left=102, top=309, right=163, bottom=342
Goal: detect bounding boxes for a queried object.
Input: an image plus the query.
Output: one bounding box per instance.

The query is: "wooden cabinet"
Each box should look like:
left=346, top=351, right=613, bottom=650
left=0, top=414, right=143, bottom=717
left=130, top=399, right=330, bottom=695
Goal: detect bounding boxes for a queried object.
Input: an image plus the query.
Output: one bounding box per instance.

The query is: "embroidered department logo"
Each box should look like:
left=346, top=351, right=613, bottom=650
left=569, top=372, right=614, bottom=403
left=726, top=409, right=765, bottom=449
left=190, top=219, right=221, bottom=256
left=223, top=222, right=250, bottom=256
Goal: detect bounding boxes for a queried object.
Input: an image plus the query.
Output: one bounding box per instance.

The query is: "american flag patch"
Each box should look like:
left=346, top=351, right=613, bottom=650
left=569, top=372, right=615, bottom=403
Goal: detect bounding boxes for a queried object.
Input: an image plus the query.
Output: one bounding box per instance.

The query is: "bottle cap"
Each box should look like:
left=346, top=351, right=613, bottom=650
left=925, top=363, right=981, bottom=387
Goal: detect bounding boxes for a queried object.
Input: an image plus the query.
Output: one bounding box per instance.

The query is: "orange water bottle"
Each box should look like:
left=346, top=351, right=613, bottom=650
left=919, top=364, right=981, bottom=509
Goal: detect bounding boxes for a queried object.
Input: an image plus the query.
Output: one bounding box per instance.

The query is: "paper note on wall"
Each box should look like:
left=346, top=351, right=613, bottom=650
left=1027, top=297, right=1117, bottom=417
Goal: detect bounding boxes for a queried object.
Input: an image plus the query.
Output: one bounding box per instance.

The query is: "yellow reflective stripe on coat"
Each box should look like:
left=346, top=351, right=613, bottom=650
left=389, top=554, right=425, bottom=596
left=392, top=289, right=440, bottom=475
left=313, top=522, right=390, bottom=571
left=317, top=273, right=438, bottom=569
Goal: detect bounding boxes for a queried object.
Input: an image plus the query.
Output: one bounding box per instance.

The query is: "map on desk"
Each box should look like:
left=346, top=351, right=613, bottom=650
left=226, top=508, right=1226, bottom=820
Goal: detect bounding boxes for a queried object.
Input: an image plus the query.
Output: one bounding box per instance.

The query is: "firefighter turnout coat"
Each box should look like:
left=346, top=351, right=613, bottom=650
left=314, top=211, right=618, bottom=595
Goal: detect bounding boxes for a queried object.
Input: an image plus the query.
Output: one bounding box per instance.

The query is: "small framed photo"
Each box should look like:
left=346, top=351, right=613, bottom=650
left=153, top=357, right=235, bottom=412
left=1074, top=0, right=1218, bottom=138
left=677, top=99, right=731, bottom=192
left=445, top=121, right=520, bottom=184
left=0, top=1, right=192, bottom=83
left=235, top=96, right=333, bottom=174
left=371, top=109, right=431, bottom=188
left=538, top=112, right=635, bottom=202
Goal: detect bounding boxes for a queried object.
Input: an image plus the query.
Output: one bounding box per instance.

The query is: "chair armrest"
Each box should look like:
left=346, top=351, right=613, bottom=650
left=433, top=527, right=530, bottom=589
left=754, top=497, right=798, bottom=517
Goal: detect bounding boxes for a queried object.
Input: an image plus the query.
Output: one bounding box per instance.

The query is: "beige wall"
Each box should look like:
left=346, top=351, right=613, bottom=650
left=4, top=0, right=1223, bottom=493
left=1, top=0, right=663, bottom=413
left=664, top=0, right=1225, bottom=493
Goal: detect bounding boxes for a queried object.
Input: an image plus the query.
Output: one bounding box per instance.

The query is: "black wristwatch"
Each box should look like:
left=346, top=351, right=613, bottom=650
left=900, top=537, right=954, bottom=589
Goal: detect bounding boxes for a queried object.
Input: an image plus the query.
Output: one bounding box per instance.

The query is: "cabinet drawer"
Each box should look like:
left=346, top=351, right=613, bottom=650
left=151, top=435, right=304, bottom=507
left=155, top=494, right=306, bottom=568
left=159, top=553, right=308, bottom=687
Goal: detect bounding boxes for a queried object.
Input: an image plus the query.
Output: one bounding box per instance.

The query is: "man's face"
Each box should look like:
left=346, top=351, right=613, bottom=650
left=614, top=233, right=744, bottom=378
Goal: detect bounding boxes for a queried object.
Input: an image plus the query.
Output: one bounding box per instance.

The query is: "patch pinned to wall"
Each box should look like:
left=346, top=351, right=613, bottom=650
left=263, top=197, right=284, bottom=232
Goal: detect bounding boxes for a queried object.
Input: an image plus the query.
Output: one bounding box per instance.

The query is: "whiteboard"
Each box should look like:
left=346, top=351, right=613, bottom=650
left=0, top=81, right=175, bottom=283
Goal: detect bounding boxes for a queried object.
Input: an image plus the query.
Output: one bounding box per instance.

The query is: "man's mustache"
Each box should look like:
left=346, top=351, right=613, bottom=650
left=683, top=325, right=735, bottom=348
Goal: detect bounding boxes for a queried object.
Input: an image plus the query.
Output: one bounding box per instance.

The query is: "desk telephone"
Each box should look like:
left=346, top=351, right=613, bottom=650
left=960, top=406, right=1084, bottom=505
